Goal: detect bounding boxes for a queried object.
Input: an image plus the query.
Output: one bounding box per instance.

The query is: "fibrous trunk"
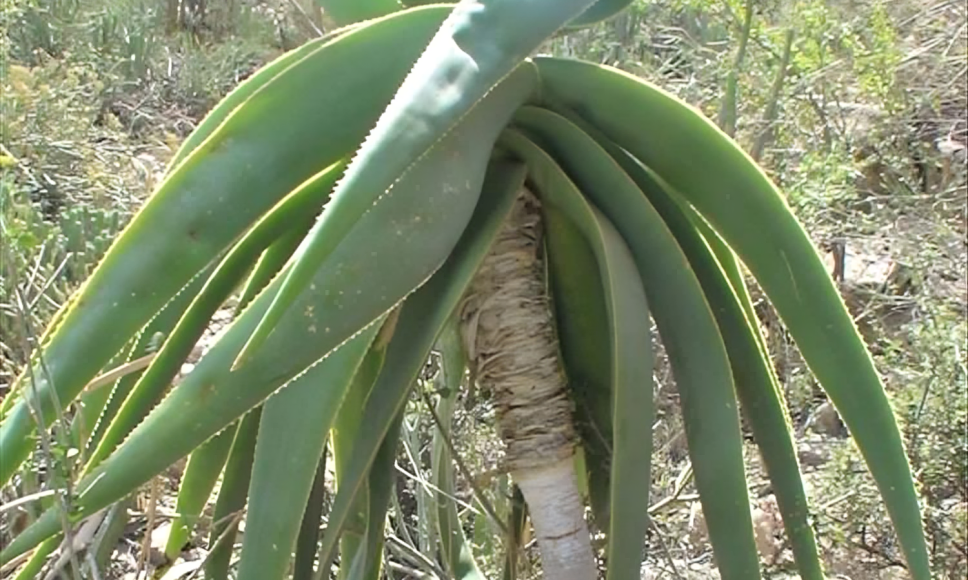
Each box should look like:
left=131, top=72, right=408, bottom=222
left=460, top=191, right=597, bottom=580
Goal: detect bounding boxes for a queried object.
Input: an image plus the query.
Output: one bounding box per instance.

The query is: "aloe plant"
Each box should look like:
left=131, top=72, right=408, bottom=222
left=1, top=2, right=930, bottom=579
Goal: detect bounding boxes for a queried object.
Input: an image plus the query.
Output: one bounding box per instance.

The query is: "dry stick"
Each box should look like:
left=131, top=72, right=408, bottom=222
left=385, top=533, right=449, bottom=579
left=385, top=559, right=436, bottom=579
left=0, top=489, right=59, bottom=514
left=26, top=251, right=71, bottom=313
left=284, top=0, right=324, bottom=37
left=392, top=463, right=480, bottom=515
left=648, top=518, right=685, bottom=580
left=85, top=551, right=104, bottom=580
left=648, top=463, right=697, bottom=516
left=419, top=389, right=510, bottom=538
left=11, top=280, right=84, bottom=578
left=183, top=509, right=246, bottom=580
left=43, top=509, right=108, bottom=580
left=81, top=352, right=158, bottom=394
left=137, top=476, right=162, bottom=580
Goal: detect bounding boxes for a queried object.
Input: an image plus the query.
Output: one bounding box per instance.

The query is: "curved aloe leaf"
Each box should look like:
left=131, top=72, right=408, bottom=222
left=532, top=56, right=930, bottom=578
left=164, top=423, right=236, bottom=560
left=516, top=106, right=825, bottom=577
left=542, top=198, right=613, bottom=532
left=205, top=408, right=261, bottom=580
left=432, top=320, right=487, bottom=580
left=84, top=162, right=342, bottom=474
left=501, top=128, right=760, bottom=578
left=236, top=320, right=383, bottom=580
left=332, top=314, right=396, bottom=579
left=316, top=0, right=402, bottom=27
left=344, top=409, right=404, bottom=580
left=165, top=208, right=320, bottom=561
left=293, top=450, right=329, bottom=580
left=240, top=0, right=599, bottom=364
left=627, top=160, right=824, bottom=578
left=501, top=129, right=661, bottom=578
left=509, top=127, right=656, bottom=576
left=543, top=199, right=654, bottom=580
left=312, top=160, right=527, bottom=579
left=1, top=70, right=520, bottom=564
left=169, top=23, right=357, bottom=168
left=0, top=6, right=453, bottom=486
left=568, top=0, right=634, bottom=27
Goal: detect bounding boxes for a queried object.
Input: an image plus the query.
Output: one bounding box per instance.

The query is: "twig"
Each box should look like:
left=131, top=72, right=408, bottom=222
left=0, top=488, right=59, bottom=514
left=420, top=389, right=510, bottom=538
left=81, top=352, right=157, bottom=394
left=648, top=518, right=685, bottom=580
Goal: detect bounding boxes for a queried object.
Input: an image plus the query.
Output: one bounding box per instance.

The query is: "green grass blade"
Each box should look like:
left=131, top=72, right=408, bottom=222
left=293, top=448, right=329, bottom=580
left=205, top=408, right=261, bottom=580
left=164, top=424, right=236, bottom=559
left=533, top=56, right=930, bottom=578
left=0, top=6, right=453, bottom=487
left=239, top=0, right=598, bottom=363
left=500, top=128, right=760, bottom=579
left=236, top=321, right=382, bottom=580
left=312, top=160, right=527, bottom=579
left=432, top=320, right=487, bottom=580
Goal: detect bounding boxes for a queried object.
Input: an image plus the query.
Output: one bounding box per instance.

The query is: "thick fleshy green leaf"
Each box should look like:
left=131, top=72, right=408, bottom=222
left=621, top=156, right=824, bottom=578
left=84, top=162, right=342, bottom=475
left=568, top=0, right=634, bottom=27
left=432, top=320, right=487, bottom=580
left=312, top=160, right=527, bottom=579
left=333, top=316, right=395, bottom=580
left=541, top=198, right=613, bottom=533
left=164, top=424, right=236, bottom=560
left=169, top=24, right=356, bottom=168
left=1, top=69, right=523, bottom=564
left=165, top=206, right=320, bottom=561
left=0, top=6, right=454, bottom=486
left=293, top=450, right=329, bottom=580
left=239, top=0, right=597, bottom=365
left=500, top=128, right=760, bottom=579
left=344, top=410, right=404, bottom=580
left=516, top=106, right=824, bottom=577
left=236, top=321, right=383, bottom=580
left=533, top=56, right=930, bottom=578
left=9, top=536, right=59, bottom=580
left=542, top=198, right=654, bottom=580
left=205, top=409, right=261, bottom=580
left=315, top=0, right=402, bottom=27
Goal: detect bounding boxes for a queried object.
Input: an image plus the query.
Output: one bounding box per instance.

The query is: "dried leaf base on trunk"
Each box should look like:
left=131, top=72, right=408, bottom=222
left=460, top=191, right=597, bottom=580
